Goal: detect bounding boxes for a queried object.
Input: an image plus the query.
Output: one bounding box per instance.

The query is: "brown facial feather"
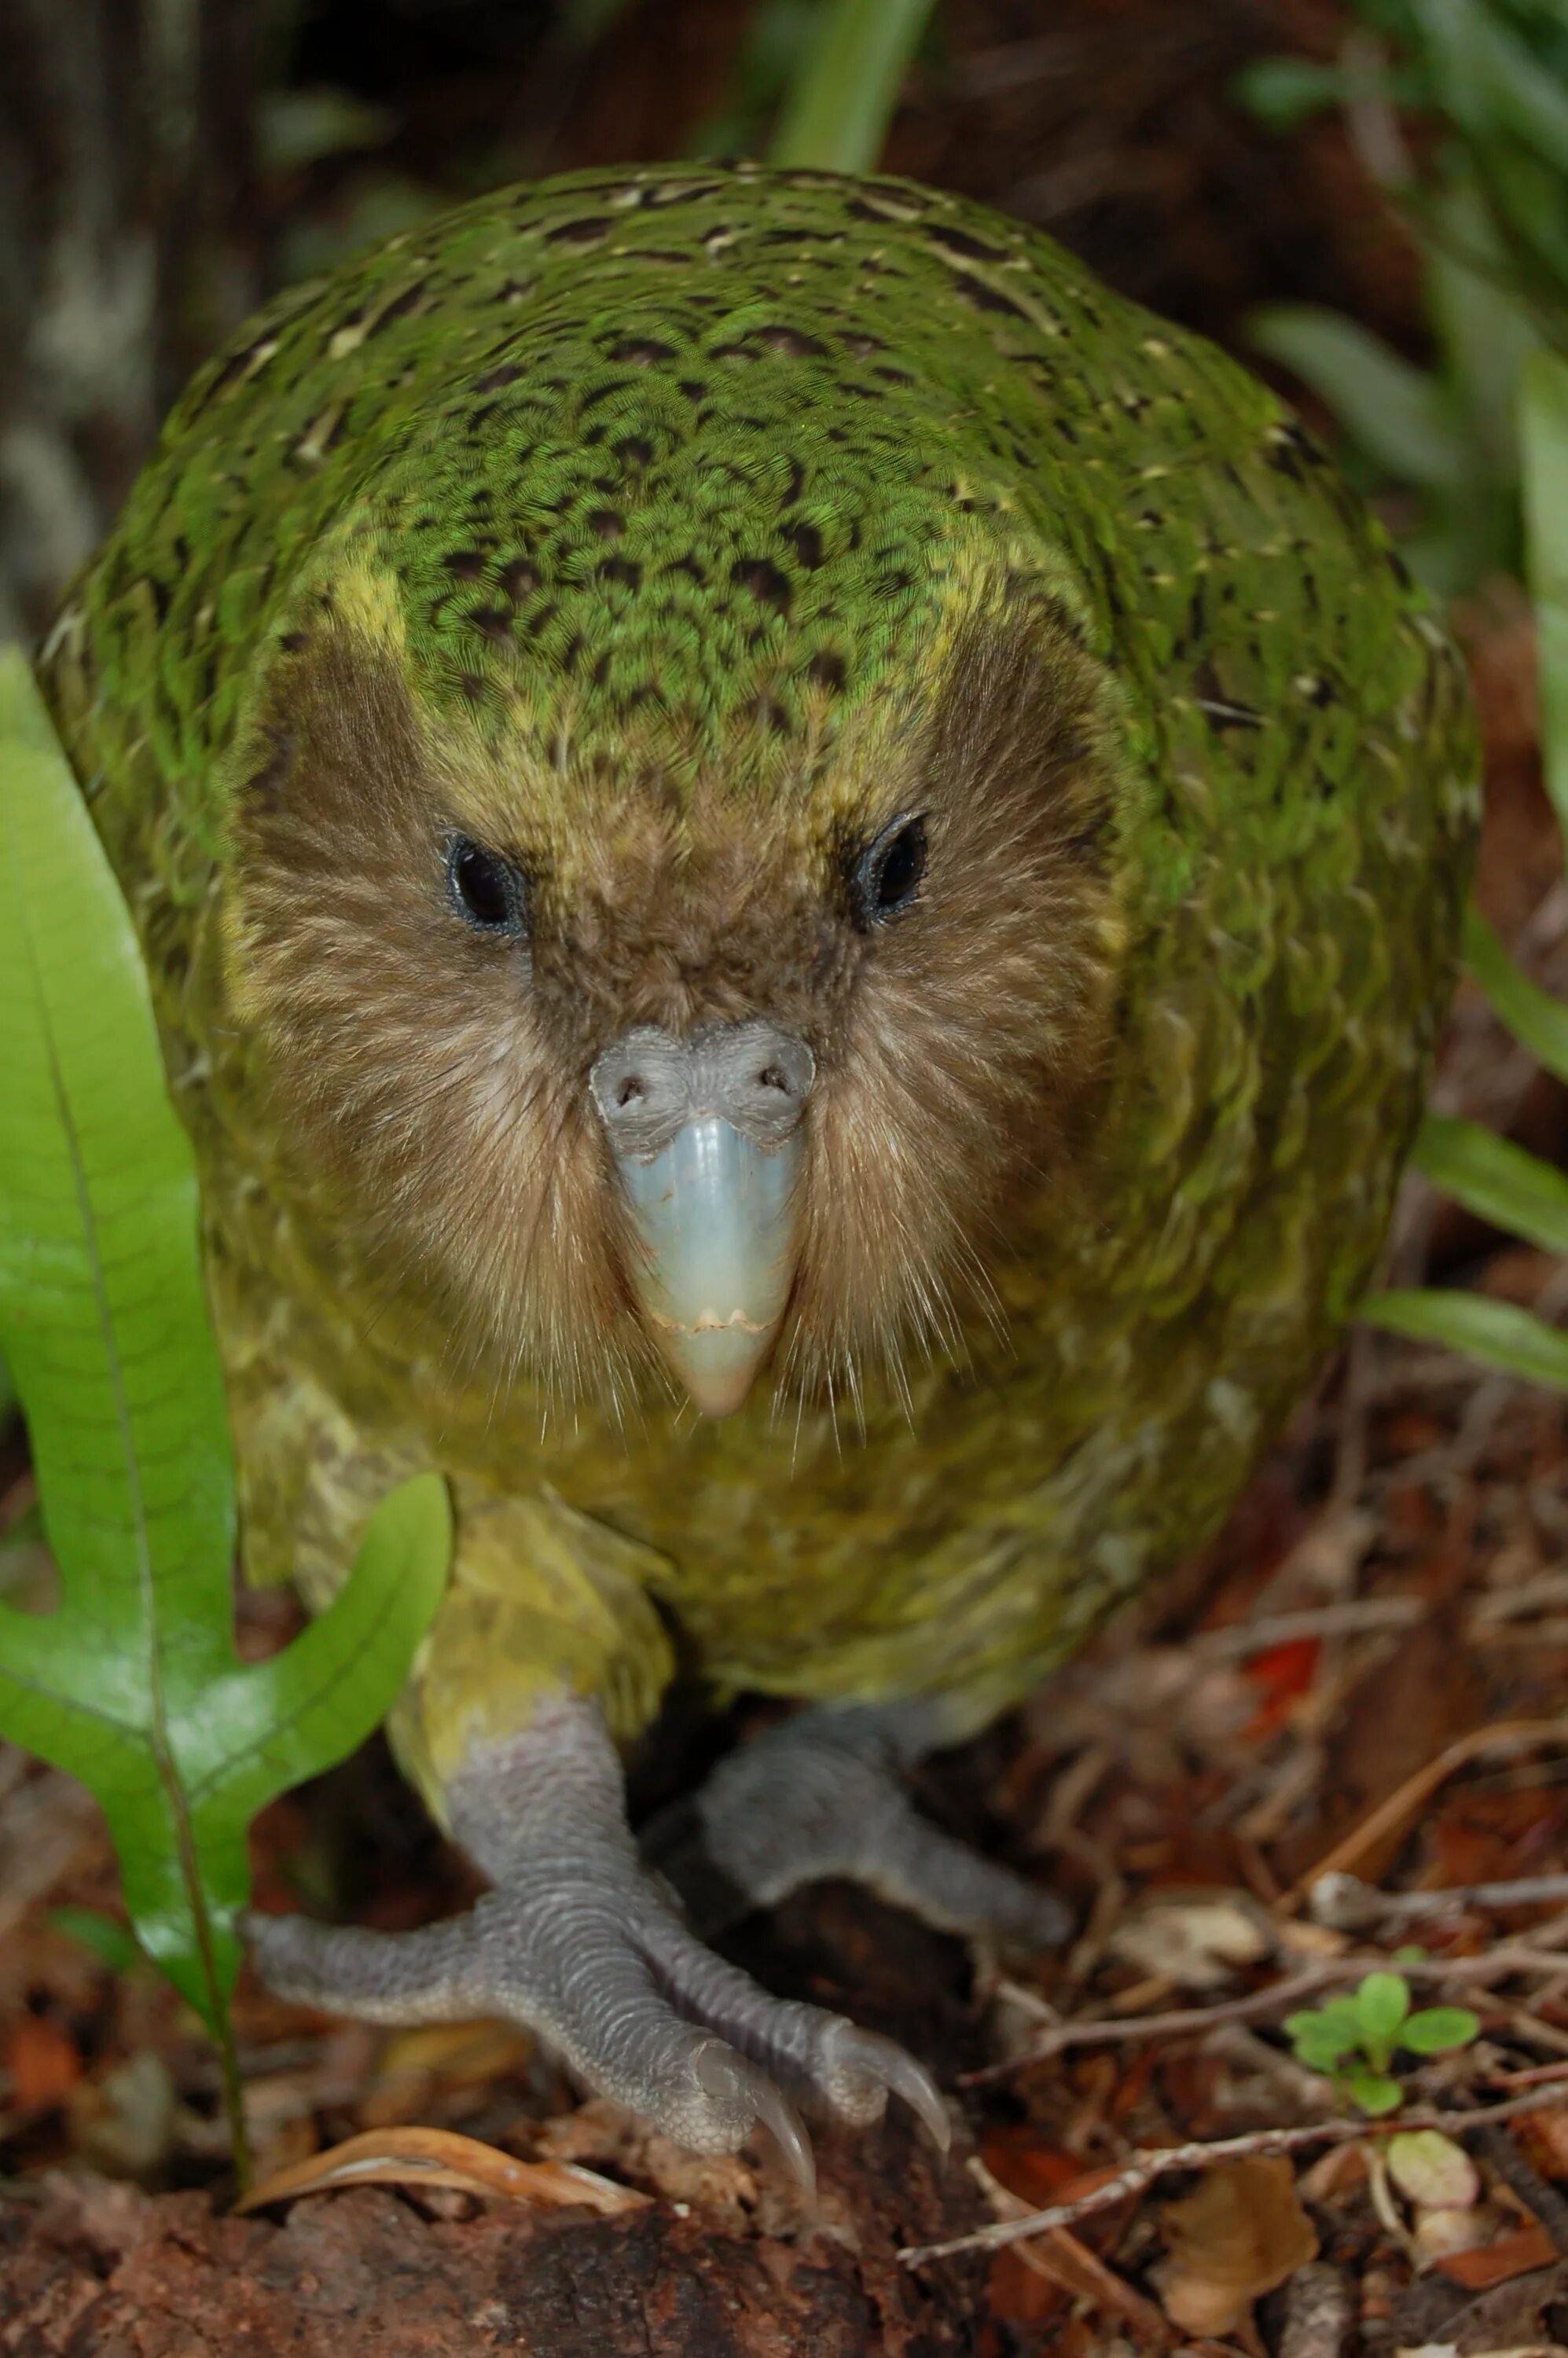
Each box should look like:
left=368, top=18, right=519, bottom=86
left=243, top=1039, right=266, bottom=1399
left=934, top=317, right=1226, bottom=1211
left=785, top=604, right=1128, bottom=1411
left=222, top=578, right=1130, bottom=1420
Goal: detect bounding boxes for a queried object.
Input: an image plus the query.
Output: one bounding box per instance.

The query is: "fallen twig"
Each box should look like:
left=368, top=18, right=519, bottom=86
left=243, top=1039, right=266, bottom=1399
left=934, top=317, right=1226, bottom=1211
left=1309, top=1869, right=1568, bottom=1932
left=1283, top=1721, right=1568, bottom=1906
left=1195, top=1599, right=1423, bottom=1659
left=1470, top=2122, right=1568, bottom=2257
left=898, top=2087, right=1568, bottom=2270
left=961, top=1966, right=1338, bottom=2084
left=967, top=2154, right=1175, bottom=2345
left=966, top=1934, right=1568, bottom=2084
left=1486, top=2059, right=1568, bottom=2090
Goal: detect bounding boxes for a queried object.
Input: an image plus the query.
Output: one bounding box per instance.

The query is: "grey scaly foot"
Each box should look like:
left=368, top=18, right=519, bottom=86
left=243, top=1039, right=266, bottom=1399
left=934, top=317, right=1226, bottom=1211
left=641, top=1699, right=1073, bottom=1950
left=244, top=1695, right=946, bottom=2180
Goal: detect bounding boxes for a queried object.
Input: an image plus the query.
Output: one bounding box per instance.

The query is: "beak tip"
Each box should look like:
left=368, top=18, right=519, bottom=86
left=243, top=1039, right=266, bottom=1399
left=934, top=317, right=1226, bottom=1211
left=659, top=1325, right=780, bottom=1418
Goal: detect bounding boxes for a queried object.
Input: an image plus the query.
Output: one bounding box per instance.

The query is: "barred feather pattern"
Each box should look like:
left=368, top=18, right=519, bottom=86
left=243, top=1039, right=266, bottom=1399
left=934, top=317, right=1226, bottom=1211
left=39, top=161, right=1478, bottom=1782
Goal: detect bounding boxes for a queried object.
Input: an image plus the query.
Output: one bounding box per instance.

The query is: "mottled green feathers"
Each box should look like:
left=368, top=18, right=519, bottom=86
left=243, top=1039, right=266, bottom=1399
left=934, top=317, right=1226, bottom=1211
left=39, top=162, right=1477, bottom=1794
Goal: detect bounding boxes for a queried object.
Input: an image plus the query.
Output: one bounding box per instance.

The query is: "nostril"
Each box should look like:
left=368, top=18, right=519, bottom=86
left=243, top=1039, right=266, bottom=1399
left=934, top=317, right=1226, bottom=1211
left=616, top=1075, right=645, bottom=1110
left=757, top=1065, right=788, bottom=1095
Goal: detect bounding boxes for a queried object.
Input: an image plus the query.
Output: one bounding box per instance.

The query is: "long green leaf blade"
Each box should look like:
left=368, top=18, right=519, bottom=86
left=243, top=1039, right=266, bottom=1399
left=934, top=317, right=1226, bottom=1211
left=1364, top=1286, right=1568, bottom=1389
left=0, top=650, right=240, bottom=2016
left=1247, top=305, right=1467, bottom=488
left=1414, top=1111, right=1568, bottom=1257
left=0, top=654, right=236, bottom=1683
left=0, top=652, right=452, bottom=2037
left=1414, top=0, right=1568, bottom=173
left=189, top=1472, right=452, bottom=1828
left=1464, top=905, right=1568, bottom=1085
left=769, top=0, right=936, bottom=174
left=1522, top=348, right=1568, bottom=844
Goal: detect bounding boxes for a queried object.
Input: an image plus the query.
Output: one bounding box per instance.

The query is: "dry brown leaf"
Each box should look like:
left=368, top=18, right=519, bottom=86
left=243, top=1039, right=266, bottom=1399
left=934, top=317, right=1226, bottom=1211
left=1390, top=2132, right=1482, bottom=2214
left=1518, top=2106, right=1568, bottom=2181
left=371, top=2020, right=532, bottom=2088
left=1286, top=1720, right=1568, bottom=1906
left=358, top=2020, right=534, bottom=2126
left=1154, top=2155, right=1319, bottom=2334
left=1107, top=1892, right=1275, bottom=1989
left=5, top=2013, right=81, bottom=2111
left=1433, top=2224, right=1559, bottom=2290
left=237, top=2124, right=651, bottom=2216
left=1414, top=2206, right=1507, bottom=2268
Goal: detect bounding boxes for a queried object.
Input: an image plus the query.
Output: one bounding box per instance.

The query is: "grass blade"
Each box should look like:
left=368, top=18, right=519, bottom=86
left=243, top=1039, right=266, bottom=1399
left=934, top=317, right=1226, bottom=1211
left=1364, top=1286, right=1568, bottom=1389
left=1414, top=1111, right=1568, bottom=1257
left=769, top=0, right=936, bottom=174
left=1463, top=905, right=1568, bottom=1085
left=0, top=648, right=237, bottom=2023
left=0, top=652, right=452, bottom=2177
left=1247, top=305, right=1467, bottom=487
left=1522, top=348, right=1568, bottom=844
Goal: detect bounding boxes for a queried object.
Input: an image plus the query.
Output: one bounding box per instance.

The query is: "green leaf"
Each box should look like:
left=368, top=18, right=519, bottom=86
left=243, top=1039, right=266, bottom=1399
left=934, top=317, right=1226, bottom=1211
left=0, top=648, right=237, bottom=2022
left=769, top=0, right=937, bottom=173
left=1401, top=2004, right=1482, bottom=2053
left=1464, top=906, right=1568, bottom=1086
left=1413, top=0, right=1568, bottom=175
left=1363, top=1286, right=1568, bottom=1390
left=0, top=649, right=451, bottom=2071
left=1285, top=2000, right=1364, bottom=2064
left=1357, top=1971, right=1412, bottom=2054
left=257, top=89, right=398, bottom=176
left=1386, top=2127, right=1479, bottom=2209
left=1345, top=2066, right=1405, bottom=2116
left=1232, top=55, right=1350, bottom=130
left=1290, top=2023, right=1359, bottom=2068
left=1247, top=304, right=1468, bottom=488
left=1414, top=1111, right=1568, bottom=1256
left=0, top=1348, right=14, bottom=1425
left=1522, top=348, right=1568, bottom=847
left=48, top=1905, right=142, bottom=1976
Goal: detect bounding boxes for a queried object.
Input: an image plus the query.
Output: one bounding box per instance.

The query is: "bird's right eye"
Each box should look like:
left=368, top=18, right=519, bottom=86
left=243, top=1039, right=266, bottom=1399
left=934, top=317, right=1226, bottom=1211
left=446, top=836, right=528, bottom=937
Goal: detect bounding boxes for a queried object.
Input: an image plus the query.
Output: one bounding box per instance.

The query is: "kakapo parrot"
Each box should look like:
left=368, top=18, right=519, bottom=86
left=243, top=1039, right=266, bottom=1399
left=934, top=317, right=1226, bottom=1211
left=39, top=160, right=1477, bottom=2171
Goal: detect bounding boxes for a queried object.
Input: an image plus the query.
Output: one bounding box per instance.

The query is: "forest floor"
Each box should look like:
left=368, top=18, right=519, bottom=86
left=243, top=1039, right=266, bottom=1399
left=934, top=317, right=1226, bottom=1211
left=6, top=2, right=1568, bottom=2352
left=8, top=1142, right=1568, bottom=2358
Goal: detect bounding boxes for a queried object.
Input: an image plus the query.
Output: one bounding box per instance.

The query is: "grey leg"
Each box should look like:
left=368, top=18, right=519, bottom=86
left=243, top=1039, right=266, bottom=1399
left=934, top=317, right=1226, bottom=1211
left=641, top=1699, right=1072, bottom=1949
left=244, top=1694, right=946, bottom=2180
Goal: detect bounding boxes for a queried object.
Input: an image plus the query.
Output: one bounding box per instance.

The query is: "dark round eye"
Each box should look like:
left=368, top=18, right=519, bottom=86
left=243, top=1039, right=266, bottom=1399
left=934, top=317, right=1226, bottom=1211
left=446, top=835, right=527, bottom=937
left=850, top=811, right=927, bottom=929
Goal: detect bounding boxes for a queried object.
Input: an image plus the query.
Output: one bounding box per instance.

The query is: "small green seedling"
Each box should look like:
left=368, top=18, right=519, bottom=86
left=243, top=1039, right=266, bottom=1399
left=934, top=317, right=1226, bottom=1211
left=1285, top=1972, right=1480, bottom=2115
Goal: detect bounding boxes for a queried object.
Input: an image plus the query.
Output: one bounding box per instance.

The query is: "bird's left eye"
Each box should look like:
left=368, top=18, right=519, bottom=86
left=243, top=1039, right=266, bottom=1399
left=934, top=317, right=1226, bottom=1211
left=850, top=812, right=927, bottom=929
left=446, top=835, right=529, bottom=937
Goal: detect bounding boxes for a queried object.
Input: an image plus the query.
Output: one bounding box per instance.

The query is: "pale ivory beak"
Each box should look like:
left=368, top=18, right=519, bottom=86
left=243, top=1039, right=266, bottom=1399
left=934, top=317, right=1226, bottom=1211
left=617, top=1116, right=805, bottom=1416
left=589, top=1022, right=815, bottom=1417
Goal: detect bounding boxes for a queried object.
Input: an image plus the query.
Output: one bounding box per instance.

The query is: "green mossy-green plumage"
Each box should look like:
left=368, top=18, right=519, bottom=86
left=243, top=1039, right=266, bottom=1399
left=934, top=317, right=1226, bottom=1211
left=40, top=162, right=1477, bottom=1804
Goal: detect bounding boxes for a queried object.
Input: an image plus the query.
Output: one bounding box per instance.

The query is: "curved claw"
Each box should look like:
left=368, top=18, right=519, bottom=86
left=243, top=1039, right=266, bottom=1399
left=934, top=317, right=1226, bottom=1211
left=696, top=2040, right=816, bottom=2191
left=831, top=2024, right=952, bottom=2154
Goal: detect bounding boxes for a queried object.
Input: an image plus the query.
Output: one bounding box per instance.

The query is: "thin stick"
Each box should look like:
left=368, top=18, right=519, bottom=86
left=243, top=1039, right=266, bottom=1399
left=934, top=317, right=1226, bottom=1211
left=1487, top=2059, right=1568, bottom=2090
left=1310, top=1870, right=1568, bottom=1930
left=967, top=1938, right=1568, bottom=2084
left=962, top=1965, right=1338, bottom=2084
left=1470, top=2123, right=1568, bottom=2256
left=967, top=2155, right=1174, bottom=2346
left=1195, top=1600, right=1423, bottom=1659
left=898, top=2086, right=1568, bottom=2270
left=1283, top=1720, right=1568, bottom=1907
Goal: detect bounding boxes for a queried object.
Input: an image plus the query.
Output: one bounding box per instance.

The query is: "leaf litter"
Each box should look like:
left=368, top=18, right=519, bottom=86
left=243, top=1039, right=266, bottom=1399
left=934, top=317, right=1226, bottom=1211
left=6, top=6, right=1568, bottom=2352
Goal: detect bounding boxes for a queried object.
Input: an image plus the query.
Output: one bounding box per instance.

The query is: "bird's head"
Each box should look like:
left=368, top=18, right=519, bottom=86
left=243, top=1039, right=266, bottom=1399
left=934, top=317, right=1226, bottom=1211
left=221, top=455, right=1133, bottom=1426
